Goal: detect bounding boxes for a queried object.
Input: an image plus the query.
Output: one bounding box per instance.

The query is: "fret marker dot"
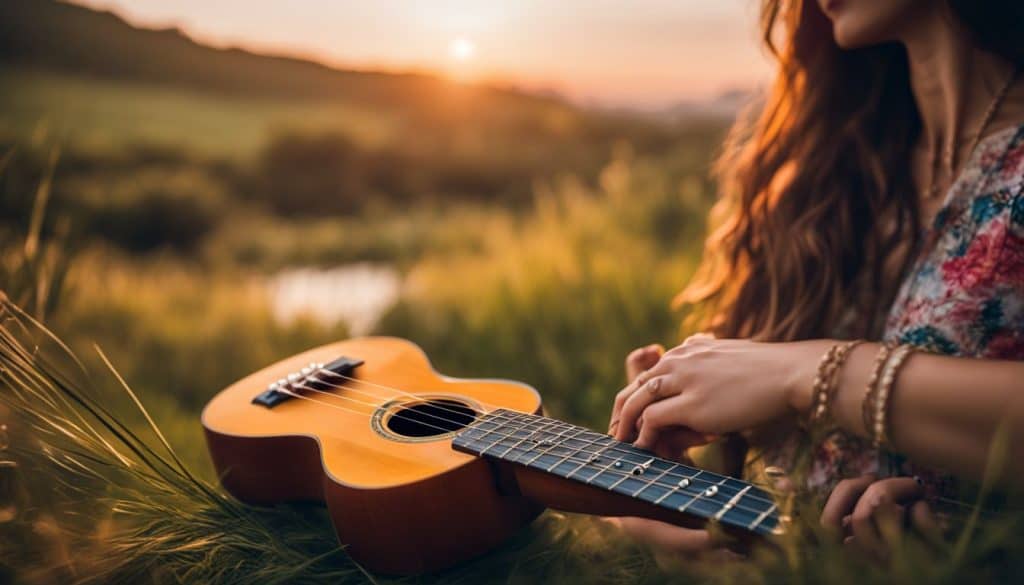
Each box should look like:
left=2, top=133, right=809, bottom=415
left=704, top=486, right=718, bottom=497
left=613, top=461, right=622, bottom=468
left=678, top=478, right=691, bottom=488
left=631, top=466, right=644, bottom=475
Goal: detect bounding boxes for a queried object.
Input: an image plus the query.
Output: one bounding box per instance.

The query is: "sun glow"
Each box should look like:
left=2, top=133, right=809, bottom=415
left=449, top=37, right=476, bottom=61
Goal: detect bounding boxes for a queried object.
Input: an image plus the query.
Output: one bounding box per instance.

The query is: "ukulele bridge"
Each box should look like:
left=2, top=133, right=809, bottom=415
left=252, top=355, right=364, bottom=408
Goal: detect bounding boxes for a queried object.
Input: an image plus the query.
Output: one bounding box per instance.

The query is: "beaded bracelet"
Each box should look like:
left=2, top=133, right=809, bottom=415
left=808, top=340, right=863, bottom=429
left=871, top=344, right=915, bottom=448
left=861, top=343, right=895, bottom=437
left=808, top=344, right=840, bottom=425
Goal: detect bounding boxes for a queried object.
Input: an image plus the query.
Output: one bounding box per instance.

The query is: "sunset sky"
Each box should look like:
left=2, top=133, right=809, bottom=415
left=73, top=0, right=773, bottom=109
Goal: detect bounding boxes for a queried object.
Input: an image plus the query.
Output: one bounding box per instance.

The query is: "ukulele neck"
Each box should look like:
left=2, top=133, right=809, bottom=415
left=452, top=409, right=781, bottom=536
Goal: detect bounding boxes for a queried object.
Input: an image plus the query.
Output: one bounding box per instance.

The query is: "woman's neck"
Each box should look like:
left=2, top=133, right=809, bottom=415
left=898, top=7, right=1017, bottom=159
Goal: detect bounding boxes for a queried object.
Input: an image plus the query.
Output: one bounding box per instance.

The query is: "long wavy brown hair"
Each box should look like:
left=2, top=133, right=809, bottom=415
left=677, top=0, right=1024, bottom=342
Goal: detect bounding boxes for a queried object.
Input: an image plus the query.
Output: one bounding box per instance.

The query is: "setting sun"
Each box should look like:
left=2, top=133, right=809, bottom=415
left=449, top=37, right=475, bottom=61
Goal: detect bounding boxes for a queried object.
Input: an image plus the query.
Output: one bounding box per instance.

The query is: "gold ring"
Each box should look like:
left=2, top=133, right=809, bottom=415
left=645, top=377, right=661, bottom=398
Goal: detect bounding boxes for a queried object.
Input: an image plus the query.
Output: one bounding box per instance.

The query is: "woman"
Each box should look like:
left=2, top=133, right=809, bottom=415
left=608, top=0, right=1024, bottom=560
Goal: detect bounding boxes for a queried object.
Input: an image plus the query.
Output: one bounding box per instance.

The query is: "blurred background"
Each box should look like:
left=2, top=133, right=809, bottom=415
left=0, top=1, right=768, bottom=579
left=0, top=0, right=770, bottom=457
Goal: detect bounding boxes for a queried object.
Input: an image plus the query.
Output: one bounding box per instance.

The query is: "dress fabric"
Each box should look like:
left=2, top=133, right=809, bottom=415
left=762, top=122, right=1024, bottom=496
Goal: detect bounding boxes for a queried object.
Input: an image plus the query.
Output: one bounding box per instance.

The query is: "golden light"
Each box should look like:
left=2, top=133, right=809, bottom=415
left=449, top=37, right=476, bottom=61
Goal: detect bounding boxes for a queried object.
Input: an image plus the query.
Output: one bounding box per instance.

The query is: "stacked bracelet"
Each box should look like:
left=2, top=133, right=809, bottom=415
left=861, top=343, right=895, bottom=436
left=808, top=340, right=863, bottom=429
left=870, top=344, right=915, bottom=448
left=807, top=341, right=916, bottom=450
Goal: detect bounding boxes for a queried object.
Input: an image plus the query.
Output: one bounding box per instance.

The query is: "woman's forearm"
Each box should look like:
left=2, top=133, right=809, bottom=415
left=825, top=343, right=1024, bottom=484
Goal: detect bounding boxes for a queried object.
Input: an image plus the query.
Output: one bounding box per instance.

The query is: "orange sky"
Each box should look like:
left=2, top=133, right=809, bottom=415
left=74, top=0, right=773, bottom=109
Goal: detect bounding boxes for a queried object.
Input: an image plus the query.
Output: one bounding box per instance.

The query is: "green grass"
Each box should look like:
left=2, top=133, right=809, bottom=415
left=3, top=181, right=1024, bottom=583
left=0, top=68, right=396, bottom=158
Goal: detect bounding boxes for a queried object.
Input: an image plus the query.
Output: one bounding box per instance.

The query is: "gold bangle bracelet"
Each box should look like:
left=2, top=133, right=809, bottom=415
left=822, top=340, right=863, bottom=425
left=808, top=344, right=842, bottom=426
left=872, top=344, right=915, bottom=449
left=809, top=340, right=863, bottom=429
left=862, top=343, right=895, bottom=437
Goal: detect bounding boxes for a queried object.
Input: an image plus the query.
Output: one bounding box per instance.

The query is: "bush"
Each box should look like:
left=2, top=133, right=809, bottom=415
left=70, top=169, right=227, bottom=252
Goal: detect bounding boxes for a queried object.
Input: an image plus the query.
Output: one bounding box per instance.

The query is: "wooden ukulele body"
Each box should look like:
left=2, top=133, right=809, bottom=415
left=203, top=337, right=550, bottom=574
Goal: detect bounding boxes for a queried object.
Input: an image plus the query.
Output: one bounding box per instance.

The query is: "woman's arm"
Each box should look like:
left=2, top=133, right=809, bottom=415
left=829, top=342, right=1024, bottom=483
left=610, top=337, right=1024, bottom=487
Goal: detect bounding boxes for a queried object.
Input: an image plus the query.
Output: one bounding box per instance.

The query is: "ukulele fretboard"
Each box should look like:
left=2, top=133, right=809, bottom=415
left=452, top=409, right=781, bottom=536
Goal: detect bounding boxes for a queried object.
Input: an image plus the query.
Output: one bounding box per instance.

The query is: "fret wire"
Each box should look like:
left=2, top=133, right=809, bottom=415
left=546, top=429, right=617, bottom=473
left=514, top=417, right=762, bottom=505
left=714, top=485, right=752, bottom=521
left=606, top=472, right=633, bottom=491
left=542, top=427, right=593, bottom=472
left=479, top=412, right=550, bottom=455
left=652, top=468, right=700, bottom=505
left=465, top=413, right=516, bottom=451
left=550, top=422, right=747, bottom=497
left=632, top=465, right=674, bottom=498
left=474, top=431, right=778, bottom=524
left=749, top=503, right=777, bottom=531
left=518, top=422, right=586, bottom=466
left=564, top=445, right=609, bottom=479
left=490, top=417, right=563, bottom=459
left=463, top=408, right=516, bottom=436
left=676, top=489, right=702, bottom=513
left=584, top=447, right=636, bottom=486
left=673, top=470, right=714, bottom=513
left=458, top=412, right=780, bottom=516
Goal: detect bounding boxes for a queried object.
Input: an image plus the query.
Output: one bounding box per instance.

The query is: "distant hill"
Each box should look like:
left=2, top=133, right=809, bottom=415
left=0, top=0, right=556, bottom=110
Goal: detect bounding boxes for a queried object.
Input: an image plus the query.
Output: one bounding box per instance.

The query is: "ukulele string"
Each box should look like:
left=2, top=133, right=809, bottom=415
left=305, top=372, right=780, bottom=505
left=295, top=376, right=781, bottom=509
left=312, top=368, right=509, bottom=414
left=304, top=371, right=991, bottom=515
left=278, top=381, right=779, bottom=513
left=307, top=369, right=993, bottom=514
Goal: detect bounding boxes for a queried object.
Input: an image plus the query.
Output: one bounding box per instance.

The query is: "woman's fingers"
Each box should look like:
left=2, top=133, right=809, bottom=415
left=848, top=477, right=924, bottom=558
left=821, top=474, right=877, bottom=534
left=873, top=501, right=906, bottom=554
left=606, top=348, right=663, bottom=434
left=626, top=344, right=664, bottom=382
left=631, top=394, right=710, bottom=450
left=614, top=375, right=682, bottom=442
left=610, top=335, right=711, bottom=437
left=908, top=500, right=946, bottom=549
left=610, top=350, right=670, bottom=434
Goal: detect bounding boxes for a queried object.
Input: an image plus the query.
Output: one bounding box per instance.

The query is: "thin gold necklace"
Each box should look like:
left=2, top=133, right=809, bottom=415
left=924, top=65, right=1019, bottom=200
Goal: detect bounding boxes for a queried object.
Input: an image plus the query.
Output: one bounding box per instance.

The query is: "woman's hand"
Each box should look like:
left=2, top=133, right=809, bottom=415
left=821, top=474, right=945, bottom=559
left=610, top=336, right=829, bottom=449
left=607, top=343, right=726, bottom=561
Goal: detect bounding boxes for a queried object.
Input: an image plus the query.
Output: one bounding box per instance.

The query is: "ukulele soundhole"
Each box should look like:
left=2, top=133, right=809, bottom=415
left=372, top=396, right=480, bottom=443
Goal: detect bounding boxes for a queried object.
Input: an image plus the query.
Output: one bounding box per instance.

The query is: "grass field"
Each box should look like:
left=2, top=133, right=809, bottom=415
left=3, top=64, right=1023, bottom=584
left=0, top=68, right=396, bottom=158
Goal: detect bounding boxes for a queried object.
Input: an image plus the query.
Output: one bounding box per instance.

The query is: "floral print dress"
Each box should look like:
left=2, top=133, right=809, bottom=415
left=766, top=122, right=1024, bottom=496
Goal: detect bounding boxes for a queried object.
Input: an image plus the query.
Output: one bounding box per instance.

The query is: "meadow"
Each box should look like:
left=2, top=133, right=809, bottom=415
left=2, top=45, right=1024, bottom=585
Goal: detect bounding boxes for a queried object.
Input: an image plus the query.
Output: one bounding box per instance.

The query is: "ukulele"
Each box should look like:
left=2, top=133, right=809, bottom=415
left=202, top=337, right=782, bottom=575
